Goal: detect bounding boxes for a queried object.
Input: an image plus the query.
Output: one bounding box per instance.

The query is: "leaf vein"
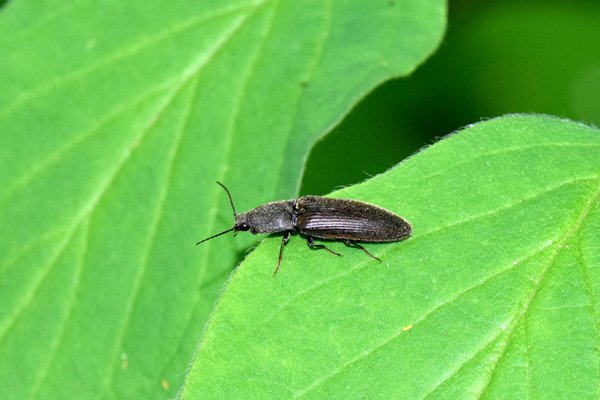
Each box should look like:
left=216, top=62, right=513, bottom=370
left=413, top=142, right=600, bottom=185
left=180, top=3, right=282, bottom=396
left=0, top=228, right=77, bottom=344
left=98, top=73, right=200, bottom=400
left=0, top=2, right=263, bottom=121
left=0, top=84, right=171, bottom=209
left=472, top=178, right=600, bottom=398
left=28, top=218, right=91, bottom=399
left=577, top=225, right=600, bottom=398
left=294, top=238, right=556, bottom=398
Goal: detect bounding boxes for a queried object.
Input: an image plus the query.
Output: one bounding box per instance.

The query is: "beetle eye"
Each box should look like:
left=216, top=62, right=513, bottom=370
left=237, top=223, right=250, bottom=231
left=250, top=228, right=257, bottom=234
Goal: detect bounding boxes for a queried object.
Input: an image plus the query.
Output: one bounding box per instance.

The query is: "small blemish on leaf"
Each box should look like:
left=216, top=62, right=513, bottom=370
left=161, top=379, right=170, bottom=390
left=120, top=353, right=128, bottom=370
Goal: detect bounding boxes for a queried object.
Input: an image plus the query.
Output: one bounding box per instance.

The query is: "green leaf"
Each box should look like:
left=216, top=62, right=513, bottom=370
left=0, top=1, right=445, bottom=398
left=182, top=115, right=600, bottom=399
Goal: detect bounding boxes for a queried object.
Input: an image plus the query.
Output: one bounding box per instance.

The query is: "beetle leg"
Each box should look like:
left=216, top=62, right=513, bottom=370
left=306, top=236, right=342, bottom=257
left=344, top=240, right=381, bottom=261
left=274, top=232, right=292, bottom=276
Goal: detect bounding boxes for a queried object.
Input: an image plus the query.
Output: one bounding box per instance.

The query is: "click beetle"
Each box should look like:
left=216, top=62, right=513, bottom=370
left=197, top=182, right=412, bottom=275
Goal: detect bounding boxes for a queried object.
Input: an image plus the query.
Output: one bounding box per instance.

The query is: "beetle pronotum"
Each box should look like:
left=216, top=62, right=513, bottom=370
left=197, top=182, right=412, bottom=275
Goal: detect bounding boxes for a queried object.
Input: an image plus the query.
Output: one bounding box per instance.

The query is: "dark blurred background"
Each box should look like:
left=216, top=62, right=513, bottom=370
left=301, top=0, right=600, bottom=195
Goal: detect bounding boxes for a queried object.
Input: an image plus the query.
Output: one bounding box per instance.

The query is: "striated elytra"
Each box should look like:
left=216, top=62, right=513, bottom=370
left=197, top=182, right=412, bottom=275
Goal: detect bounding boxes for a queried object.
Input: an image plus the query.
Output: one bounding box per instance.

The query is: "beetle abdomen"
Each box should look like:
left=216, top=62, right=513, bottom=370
left=294, top=196, right=411, bottom=242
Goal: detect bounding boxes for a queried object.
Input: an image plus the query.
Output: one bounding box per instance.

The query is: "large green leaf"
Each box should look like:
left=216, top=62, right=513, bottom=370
left=183, top=115, right=600, bottom=399
left=0, top=0, right=445, bottom=398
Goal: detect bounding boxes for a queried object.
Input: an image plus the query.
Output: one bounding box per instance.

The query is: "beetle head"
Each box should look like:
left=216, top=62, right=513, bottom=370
left=233, top=213, right=254, bottom=234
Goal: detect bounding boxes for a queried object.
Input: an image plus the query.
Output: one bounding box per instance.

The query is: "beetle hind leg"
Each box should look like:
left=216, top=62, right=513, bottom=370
left=344, top=240, right=381, bottom=261
left=306, top=236, right=341, bottom=257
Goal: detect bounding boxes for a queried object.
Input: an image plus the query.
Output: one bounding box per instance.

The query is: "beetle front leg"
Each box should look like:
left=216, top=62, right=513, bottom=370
left=306, top=236, right=342, bottom=257
left=274, top=231, right=292, bottom=276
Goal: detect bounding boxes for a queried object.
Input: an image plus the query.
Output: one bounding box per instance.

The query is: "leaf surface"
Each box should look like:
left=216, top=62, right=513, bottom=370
left=183, top=115, right=600, bottom=399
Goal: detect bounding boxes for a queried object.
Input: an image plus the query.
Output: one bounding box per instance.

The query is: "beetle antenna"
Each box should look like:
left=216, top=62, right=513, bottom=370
left=195, top=182, right=239, bottom=245
left=196, top=227, right=235, bottom=245
left=216, top=181, right=237, bottom=218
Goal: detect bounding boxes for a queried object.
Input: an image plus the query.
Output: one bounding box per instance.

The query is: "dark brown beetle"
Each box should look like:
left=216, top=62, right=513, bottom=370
left=197, top=182, right=411, bottom=275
